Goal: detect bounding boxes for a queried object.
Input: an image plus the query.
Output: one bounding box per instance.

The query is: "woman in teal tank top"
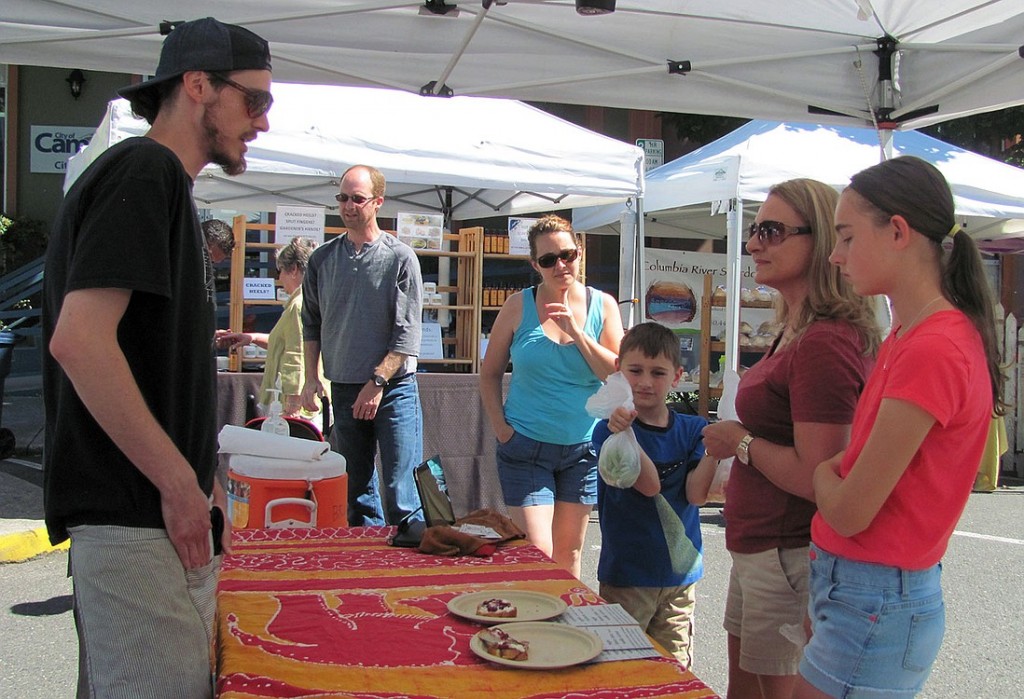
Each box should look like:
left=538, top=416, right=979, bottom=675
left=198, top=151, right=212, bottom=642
left=481, top=215, right=624, bottom=578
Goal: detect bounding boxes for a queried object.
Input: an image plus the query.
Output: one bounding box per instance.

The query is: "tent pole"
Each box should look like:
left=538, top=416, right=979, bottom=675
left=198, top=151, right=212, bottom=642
left=618, top=205, right=637, bottom=328
left=724, top=198, right=743, bottom=372
left=634, top=197, right=647, bottom=327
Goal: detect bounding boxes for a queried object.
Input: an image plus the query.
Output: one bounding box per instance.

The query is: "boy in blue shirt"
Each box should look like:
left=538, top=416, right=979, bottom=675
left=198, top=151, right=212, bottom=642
left=592, top=322, right=718, bottom=669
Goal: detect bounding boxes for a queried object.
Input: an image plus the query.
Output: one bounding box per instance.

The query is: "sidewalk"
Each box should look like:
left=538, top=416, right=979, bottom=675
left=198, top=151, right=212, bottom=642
left=0, top=374, right=64, bottom=563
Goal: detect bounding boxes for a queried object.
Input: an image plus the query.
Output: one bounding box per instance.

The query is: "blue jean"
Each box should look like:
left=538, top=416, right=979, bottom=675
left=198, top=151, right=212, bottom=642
left=800, top=543, right=945, bottom=698
left=331, top=376, right=423, bottom=526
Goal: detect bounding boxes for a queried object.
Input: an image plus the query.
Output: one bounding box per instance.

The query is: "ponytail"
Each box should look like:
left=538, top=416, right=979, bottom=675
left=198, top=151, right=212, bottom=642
left=943, top=228, right=1006, bottom=415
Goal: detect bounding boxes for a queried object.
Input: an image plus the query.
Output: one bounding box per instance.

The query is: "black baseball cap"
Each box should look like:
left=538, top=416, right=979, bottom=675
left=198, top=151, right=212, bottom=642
left=118, top=17, right=272, bottom=100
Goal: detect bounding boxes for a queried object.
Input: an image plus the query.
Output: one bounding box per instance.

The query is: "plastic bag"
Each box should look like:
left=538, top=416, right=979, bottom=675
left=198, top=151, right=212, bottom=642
left=706, top=367, right=741, bottom=503
left=585, top=372, right=642, bottom=489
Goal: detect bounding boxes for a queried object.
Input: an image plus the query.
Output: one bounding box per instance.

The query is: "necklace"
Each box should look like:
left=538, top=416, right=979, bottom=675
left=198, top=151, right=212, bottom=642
left=897, top=295, right=944, bottom=338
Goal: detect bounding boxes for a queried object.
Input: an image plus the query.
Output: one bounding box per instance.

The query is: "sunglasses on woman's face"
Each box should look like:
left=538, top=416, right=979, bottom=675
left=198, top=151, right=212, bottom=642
left=334, top=193, right=374, bottom=206
left=535, top=248, right=580, bottom=268
left=208, top=72, right=273, bottom=119
left=747, top=220, right=812, bottom=246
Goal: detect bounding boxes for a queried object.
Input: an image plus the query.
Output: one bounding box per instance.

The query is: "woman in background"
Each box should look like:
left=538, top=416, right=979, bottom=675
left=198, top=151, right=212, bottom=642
left=480, top=215, right=623, bottom=578
left=702, top=178, right=880, bottom=699
left=795, top=157, right=1003, bottom=699
left=217, top=237, right=327, bottom=427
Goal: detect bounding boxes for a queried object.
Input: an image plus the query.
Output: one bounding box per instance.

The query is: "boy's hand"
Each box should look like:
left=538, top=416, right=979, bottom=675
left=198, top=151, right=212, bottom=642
left=607, top=406, right=637, bottom=433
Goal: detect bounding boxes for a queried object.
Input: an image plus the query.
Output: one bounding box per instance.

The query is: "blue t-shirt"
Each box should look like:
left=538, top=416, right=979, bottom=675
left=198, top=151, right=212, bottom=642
left=503, top=286, right=605, bottom=445
left=593, top=411, right=708, bottom=587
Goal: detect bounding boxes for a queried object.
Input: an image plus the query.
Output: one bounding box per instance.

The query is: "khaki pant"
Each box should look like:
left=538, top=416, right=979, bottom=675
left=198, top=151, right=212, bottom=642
left=599, top=581, right=697, bottom=668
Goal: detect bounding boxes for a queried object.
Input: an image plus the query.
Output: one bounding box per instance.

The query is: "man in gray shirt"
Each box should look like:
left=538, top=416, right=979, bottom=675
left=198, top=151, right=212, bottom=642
left=301, top=164, right=424, bottom=526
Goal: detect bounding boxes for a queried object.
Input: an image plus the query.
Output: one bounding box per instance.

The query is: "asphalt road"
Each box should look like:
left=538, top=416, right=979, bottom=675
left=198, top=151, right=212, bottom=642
left=2, top=483, right=1023, bottom=697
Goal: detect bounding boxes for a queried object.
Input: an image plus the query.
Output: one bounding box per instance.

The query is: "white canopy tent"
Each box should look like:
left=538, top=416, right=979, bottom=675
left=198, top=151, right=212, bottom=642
left=66, top=82, right=645, bottom=221
left=4, top=2, right=1024, bottom=131
left=573, top=120, right=1024, bottom=365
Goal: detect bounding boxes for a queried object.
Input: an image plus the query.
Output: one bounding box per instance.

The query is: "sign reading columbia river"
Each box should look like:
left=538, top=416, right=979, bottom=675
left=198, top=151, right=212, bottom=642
left=643, top=249, right=774, bottom=337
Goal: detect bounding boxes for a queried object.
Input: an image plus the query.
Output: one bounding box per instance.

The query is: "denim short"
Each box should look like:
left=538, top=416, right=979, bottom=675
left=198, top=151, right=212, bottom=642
left=800, top=543, right=945, bottom=699
left=495, top=431, right=597, bottom=507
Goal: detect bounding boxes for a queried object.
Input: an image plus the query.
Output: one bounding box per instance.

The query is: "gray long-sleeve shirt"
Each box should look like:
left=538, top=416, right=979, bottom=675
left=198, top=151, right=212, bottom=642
left=302, top=233, right=423, bottom=383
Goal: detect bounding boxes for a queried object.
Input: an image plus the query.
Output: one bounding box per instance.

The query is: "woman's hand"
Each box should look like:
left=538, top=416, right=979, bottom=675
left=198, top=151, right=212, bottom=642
left=496, top=423, right=515, bottom=444
left=607, top=406, right=638, bottom=434
left=215, top=329, right=251, bottom=350
left=543, top=287, right=583, bottom=340
left=701, top=420, right=748, bottom=460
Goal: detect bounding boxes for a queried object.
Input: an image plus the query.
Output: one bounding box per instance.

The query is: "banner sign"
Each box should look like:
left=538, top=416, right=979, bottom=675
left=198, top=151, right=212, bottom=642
left=643, top=249, right=774, bottom=337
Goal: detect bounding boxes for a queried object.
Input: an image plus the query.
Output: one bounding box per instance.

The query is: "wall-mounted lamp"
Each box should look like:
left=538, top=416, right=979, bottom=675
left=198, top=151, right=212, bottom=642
left=576, top=0, right=615, bottom=15
left=66, top=69, right=86, bottom=100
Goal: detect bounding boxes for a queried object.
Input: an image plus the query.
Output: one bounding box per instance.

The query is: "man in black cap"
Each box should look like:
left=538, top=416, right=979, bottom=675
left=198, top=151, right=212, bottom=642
left=42, top=17, right=271, bottom=698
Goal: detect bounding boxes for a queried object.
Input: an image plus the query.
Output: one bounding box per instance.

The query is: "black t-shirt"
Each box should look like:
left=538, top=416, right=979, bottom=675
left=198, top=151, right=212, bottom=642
left=42, top=137, right=217, bottom=544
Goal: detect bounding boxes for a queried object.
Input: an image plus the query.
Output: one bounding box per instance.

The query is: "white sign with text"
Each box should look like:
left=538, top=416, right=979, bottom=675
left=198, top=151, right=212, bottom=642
left=30, top=126, right=95, bottom=174
left=243, top=277, right=277, bottom=300
left=508, top=217, right=537, bottom=256
left=275, top=205, right=326, bottom=245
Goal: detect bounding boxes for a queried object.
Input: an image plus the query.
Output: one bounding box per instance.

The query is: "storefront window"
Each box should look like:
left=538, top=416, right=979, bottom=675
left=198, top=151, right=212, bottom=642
left=1, top=64, right=7, bottom=213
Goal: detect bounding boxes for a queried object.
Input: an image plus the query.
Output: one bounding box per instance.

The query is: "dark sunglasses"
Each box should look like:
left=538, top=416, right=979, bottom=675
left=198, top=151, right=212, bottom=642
left=208, top=72, right=273, bottom=118
left=334, top=193, right=375, bottom=206
left=535, top=248, right=580, bottom=268
left=748, top=220, right=812, bottom=246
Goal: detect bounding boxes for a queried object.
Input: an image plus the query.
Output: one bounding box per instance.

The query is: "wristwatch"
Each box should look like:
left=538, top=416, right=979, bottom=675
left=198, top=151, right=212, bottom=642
left=735, top=433, right=755, bottom=465
left=372, top=373, right=388, bottom=388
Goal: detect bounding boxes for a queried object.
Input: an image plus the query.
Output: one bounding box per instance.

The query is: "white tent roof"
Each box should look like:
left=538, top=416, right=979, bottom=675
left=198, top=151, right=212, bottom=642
left=4, top=2, right=1023, bottom=130
left=66, top=82, right=644, bottom=219
left=573, top=120, right=1024, bottom=254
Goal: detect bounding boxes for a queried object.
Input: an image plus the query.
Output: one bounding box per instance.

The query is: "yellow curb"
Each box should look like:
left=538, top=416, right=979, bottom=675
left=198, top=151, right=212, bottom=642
left=0, top=527, right=70, bottom=563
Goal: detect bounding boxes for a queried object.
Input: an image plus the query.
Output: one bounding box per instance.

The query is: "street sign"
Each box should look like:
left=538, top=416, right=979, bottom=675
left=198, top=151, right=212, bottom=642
left=636, top=138, right=665, bottom=171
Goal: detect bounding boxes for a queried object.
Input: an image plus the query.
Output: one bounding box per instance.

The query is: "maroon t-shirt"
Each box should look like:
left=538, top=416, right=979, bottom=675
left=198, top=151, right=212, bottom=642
left=724, top=319, right=874, bottom=554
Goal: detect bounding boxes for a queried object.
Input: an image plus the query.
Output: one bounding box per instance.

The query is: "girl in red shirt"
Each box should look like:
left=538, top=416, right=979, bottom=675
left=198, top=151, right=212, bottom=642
left=795, top=156, right=1005, bottom=699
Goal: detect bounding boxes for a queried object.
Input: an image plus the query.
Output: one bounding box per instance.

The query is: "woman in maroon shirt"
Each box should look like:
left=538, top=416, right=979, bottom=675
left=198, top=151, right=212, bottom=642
left=702, top=178, right=881, bottom=699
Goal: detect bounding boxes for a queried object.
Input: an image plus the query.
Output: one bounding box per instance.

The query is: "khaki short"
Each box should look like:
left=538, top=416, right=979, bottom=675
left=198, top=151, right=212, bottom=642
left=722, top=547, right=809, bottom=676
left=599, top=582, right=697, bottom=669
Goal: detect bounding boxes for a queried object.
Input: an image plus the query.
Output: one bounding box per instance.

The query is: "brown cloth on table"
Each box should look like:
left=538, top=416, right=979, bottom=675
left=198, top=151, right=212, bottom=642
left=418, top=508, right=526, bottom=557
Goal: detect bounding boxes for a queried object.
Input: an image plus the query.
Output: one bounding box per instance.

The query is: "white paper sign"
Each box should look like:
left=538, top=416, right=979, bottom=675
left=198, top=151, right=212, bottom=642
left=419, top=322, right=444, bottom=360
left=243, top=277, right=276, bottom=300
left=275, top=205, right=325, bottom=245
left=507, top=217, right=536, bottom=256
left=397, top=212, right=444, bottom=251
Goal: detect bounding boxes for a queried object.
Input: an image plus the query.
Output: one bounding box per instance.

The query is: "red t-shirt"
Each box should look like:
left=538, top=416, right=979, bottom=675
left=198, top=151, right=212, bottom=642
left=725, top=319, right=874, bottom=554
left=812, top=311, right=990, bottom=569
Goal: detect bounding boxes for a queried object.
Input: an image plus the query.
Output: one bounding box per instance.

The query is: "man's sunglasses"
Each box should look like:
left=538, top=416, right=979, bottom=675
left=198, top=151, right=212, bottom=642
left=748, top=220, right=812, bottom=246
left=536, top=248, right=580, bottom=268
left=334, top=193, right=375, bottom=206
left=209, top=72, right=273, bottom=118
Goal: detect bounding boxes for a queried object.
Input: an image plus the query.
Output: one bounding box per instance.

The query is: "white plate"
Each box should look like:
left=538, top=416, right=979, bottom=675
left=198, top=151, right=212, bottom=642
left=448, top=590, right=568, bottom=624
left=470, top=622, right=603, bottom=669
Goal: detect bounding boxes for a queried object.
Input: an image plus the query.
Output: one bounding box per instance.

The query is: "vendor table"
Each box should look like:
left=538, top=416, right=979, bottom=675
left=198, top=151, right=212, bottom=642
left=216, top=372, right=508, bottom=515
left=217, top=527, right=719, bottom=699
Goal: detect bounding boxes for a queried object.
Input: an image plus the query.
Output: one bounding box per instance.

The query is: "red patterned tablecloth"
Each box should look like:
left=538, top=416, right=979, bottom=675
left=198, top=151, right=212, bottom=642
left=217, top=527, right=720, bottom=698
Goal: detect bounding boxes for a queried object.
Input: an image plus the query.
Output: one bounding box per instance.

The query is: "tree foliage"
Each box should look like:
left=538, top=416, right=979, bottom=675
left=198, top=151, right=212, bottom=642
left=921, top=107, right=1024, bottom=168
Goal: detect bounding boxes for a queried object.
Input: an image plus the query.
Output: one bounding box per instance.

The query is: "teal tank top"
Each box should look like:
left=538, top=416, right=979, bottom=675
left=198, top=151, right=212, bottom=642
left=504, top=286, right=606, bottom=445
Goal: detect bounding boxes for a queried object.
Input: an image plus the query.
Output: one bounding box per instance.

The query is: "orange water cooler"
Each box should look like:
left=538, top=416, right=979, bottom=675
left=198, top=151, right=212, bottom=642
left=227, top=451, right=348, bottom=529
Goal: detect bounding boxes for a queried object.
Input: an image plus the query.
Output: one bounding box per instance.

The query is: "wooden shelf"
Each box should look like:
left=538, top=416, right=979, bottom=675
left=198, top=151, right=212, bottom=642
left=483, top=253, right=531, bottom=261
left=697, top=274, right=774, bottom=417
